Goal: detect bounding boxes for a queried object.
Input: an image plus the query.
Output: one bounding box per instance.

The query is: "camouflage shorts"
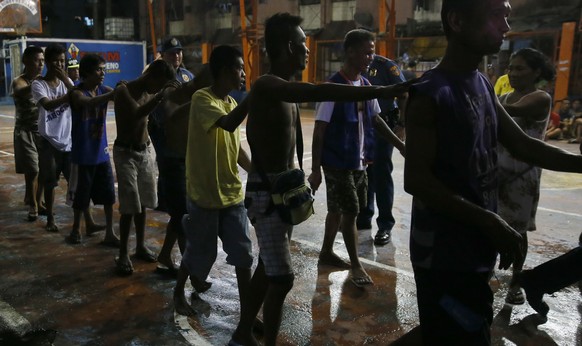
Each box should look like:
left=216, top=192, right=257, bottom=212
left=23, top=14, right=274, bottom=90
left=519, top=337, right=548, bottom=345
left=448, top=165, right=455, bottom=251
left=323, top=167, right=367, bottom=215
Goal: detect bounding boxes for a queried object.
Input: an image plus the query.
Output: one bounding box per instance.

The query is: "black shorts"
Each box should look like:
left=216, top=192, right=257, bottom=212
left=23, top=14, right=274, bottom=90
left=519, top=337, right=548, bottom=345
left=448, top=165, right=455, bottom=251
left=39, top=138, right=71, bottom=188
left=68, top=161, right=116, bottom=210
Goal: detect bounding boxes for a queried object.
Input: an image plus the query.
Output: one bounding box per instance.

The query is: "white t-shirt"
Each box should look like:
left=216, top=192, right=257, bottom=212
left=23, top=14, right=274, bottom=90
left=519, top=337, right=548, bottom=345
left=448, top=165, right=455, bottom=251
left=32, top=79, right=72, bottom=152
left=315, top=79, right=381, bottom=170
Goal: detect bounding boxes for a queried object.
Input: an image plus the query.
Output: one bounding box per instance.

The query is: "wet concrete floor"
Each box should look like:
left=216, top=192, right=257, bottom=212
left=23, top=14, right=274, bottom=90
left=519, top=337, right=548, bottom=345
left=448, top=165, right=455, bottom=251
left=1, top=104, right=582, bottom=345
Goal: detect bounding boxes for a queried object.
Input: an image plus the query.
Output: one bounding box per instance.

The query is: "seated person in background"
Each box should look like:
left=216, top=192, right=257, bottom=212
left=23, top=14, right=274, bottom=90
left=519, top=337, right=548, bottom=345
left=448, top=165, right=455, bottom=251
left=569, top=98, right=582, bottom=143
left=571, top=98, right=582, bottom=118
left=557, top=99, right=575, bottom=138
left=545, top=111, right=562, bottom=140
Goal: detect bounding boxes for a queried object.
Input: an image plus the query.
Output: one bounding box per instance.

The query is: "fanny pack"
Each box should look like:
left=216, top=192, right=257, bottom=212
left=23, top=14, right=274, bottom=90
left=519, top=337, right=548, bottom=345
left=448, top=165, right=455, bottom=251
left=270, top=168, right=314, bottom=225
left=250, top=105, right=314, bottom=225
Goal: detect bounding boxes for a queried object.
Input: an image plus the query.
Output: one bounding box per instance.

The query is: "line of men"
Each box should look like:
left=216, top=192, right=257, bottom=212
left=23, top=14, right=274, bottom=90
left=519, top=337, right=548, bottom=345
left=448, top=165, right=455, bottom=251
left=10, top=2, right=582, bottom=346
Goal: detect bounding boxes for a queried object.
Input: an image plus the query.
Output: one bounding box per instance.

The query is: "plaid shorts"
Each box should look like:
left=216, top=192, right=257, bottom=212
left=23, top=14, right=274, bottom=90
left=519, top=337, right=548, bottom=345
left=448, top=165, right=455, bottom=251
left=246, top=173, right=293, bottom=277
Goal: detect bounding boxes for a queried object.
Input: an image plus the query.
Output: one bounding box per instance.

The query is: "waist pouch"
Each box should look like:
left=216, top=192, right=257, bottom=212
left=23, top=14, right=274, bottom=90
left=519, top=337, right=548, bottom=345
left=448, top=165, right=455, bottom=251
left=270, top=169, right=314, bottom=225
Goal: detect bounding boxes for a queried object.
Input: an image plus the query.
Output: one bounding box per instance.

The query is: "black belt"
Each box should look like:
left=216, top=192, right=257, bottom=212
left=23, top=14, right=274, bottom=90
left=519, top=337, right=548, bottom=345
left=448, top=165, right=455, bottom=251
left=246, top=181, right=270, bottom=192
left=114, top=140, right=150, bottom=152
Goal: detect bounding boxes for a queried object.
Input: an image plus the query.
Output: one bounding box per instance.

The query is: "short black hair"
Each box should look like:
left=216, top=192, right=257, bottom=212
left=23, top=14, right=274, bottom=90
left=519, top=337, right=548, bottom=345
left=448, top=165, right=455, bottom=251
left=144, top=59, right=175, bottom=81
left=209, top=45, right=243, bottom=80
left=510, top=48, right=555, bottom=83
left=79, top=53, right=106, bottom=79
left=22, top=46, right=43, bottom=63
left=44, top=43, right=66, bottom=63
left=343, top=29, right=375, bottom=53
left=441, top=0, right=480, bottom=38
left=265, top=12, right=303, bottom=61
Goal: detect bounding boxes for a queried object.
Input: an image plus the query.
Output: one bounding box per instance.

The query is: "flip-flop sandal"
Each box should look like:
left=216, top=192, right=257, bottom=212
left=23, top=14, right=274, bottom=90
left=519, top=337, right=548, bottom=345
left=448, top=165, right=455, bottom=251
left=115, top=256, right=134, bottom=276
left=506, top=287, right=526, bottom=305
left=350, top=276, right=374, bottom=288
left=27, top=209, right=38, bottom=222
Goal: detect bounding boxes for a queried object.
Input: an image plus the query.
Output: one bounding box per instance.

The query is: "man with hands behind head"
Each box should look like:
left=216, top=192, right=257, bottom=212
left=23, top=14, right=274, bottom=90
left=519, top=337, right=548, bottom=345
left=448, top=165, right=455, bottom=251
left=112, top=60, right=178, bottom=276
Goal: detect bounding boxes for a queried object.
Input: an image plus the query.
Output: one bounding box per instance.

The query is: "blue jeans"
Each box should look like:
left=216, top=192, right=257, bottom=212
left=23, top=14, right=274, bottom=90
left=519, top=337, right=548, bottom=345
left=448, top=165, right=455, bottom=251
left=357, top=135, right=396, bottom=230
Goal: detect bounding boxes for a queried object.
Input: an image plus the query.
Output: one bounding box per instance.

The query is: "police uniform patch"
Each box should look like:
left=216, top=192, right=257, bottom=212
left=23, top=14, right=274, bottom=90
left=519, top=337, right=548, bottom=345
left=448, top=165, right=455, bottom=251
left=389, top=65, right=400, bottom=77
left=182, top=74, right=190, bottom=82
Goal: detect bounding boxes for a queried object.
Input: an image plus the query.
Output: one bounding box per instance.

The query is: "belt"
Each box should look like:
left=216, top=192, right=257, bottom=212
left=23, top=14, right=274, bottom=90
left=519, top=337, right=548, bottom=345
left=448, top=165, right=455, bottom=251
left=246, top=181, right=271, bottom=192
left=114, top=140, right=150, bottom=152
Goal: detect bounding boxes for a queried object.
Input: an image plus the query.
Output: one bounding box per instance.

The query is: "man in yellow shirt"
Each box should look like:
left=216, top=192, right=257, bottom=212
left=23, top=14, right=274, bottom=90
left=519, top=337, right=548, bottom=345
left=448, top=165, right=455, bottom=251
left=173, top=45, right=253, bottom=318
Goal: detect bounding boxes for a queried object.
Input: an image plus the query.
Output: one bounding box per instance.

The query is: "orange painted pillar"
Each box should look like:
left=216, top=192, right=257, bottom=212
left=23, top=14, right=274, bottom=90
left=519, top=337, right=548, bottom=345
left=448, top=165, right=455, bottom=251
left=201, top=42, right=210, bottom=64
left=147, top=0, right=157, bottom=57
left=303, top=36, right=316, bottom=82
left=377, top=0, right=387, bottom=57
left=239, top=0, right=251, bottom=90
left=554, top=22, right=576, bottom=106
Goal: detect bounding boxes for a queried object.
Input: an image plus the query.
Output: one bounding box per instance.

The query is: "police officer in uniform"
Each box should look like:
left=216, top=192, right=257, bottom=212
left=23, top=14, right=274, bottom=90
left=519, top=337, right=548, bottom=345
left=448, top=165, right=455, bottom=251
left=149, top=37, right=194, bottom=211
left=357, top=55, right=407, bottom=245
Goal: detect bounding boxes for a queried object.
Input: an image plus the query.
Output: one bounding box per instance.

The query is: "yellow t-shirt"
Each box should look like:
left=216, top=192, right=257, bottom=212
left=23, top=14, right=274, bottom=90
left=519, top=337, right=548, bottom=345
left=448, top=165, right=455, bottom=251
left=185, top=87, right=243, bottom=209
left=494, top=74, right=514, bottom=96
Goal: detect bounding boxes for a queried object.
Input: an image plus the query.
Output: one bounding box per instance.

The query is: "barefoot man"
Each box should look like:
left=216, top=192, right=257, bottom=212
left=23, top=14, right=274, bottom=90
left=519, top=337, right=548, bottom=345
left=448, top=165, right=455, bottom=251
left=112, top=60, right=177, bottom=275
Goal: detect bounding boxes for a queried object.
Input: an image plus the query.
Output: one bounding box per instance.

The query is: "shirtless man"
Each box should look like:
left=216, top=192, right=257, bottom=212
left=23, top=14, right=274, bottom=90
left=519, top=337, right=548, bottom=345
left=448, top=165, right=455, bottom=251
left=11, top=46, right=45, bottom=221
left=112, top=59, right=177, bottom=275
left=232, top=12, right=410, bottom=346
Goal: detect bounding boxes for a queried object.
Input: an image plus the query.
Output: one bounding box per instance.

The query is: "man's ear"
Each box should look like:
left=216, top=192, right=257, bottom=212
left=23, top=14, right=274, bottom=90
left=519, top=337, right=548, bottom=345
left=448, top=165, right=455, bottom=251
left=447, top=10, right=464, bottom=34
left=287, top=41, right=294, bottom=55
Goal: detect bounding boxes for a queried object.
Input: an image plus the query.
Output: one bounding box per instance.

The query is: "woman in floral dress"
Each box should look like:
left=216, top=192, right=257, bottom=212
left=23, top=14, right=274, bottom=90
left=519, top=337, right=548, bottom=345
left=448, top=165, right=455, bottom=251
left=498, top=48, right=556, bottom=304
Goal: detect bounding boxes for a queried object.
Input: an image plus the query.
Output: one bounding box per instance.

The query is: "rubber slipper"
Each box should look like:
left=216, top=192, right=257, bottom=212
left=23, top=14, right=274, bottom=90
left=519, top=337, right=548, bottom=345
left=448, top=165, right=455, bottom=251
left=506, top=287, right=525, bottom=305
left=27, top=208, right=38, bottom=222
left=350, top=276, right=373, bottom=288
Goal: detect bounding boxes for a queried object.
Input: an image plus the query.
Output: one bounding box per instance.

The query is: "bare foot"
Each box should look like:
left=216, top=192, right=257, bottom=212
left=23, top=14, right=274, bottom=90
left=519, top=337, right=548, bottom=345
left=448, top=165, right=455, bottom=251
left=115, top=254, right=134, bottom=276
left=174, top=292, right=196, bottom=316
left=45, top=220, right=59, bottom=233
left=318, top=251, right=350, bottom=269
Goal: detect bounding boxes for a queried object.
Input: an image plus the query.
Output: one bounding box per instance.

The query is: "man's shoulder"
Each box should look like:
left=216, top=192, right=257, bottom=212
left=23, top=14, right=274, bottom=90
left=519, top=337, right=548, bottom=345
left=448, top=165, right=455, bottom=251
left=368, top=56, right=402, bottom=81
left=177, top=67, right=194, bottom=82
